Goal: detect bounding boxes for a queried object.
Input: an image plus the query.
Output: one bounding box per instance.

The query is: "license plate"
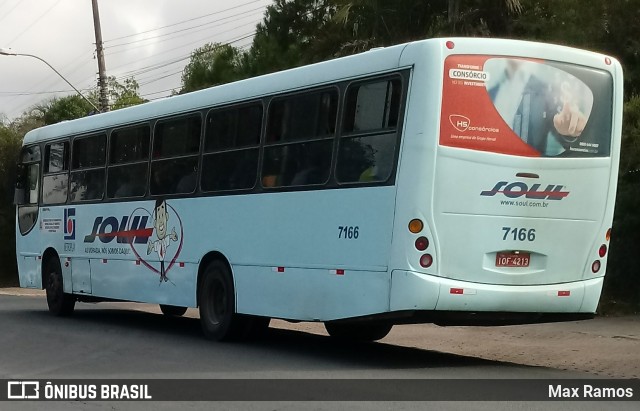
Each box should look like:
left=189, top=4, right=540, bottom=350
left=496, top=252, right=530, bottom=267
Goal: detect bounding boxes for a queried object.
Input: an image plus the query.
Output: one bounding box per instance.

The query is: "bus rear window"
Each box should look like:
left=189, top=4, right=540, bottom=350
left=440, top=55, right=613, bottom=158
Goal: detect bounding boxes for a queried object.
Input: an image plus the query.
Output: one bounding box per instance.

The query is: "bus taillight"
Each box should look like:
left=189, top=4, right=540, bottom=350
left=592, top=260, right=601, bottom=273
left=599, top=244, right=607, bottom=258
left=415, top=237, right=429, bottom=251
left=606, top=228, right=611, bottom=241
left=420, top=254, right=433, bottom=268
left=409, top=219, right=423, bottom=234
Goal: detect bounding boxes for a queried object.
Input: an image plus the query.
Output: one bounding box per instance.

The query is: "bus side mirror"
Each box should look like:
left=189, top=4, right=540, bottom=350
left=13, top=164, right=25, bottom=205
left=13, top=188, right=24, bottom=205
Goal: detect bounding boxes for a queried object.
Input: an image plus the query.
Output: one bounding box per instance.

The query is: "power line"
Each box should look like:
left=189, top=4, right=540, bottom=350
left=0, top=0, right=21, bottom=26
left=109, top=28, right=256, bottom=79
left=140, top=87, right=181, bottom=98
left=137, top=70, right=183, bottom=87
left=2, top=2, right=270, bottom=118
left=0, top=89, right=72, bottom=96
left=104, top=0, right=265, bottom=43
left=106, top=5, right=267, bottom=50
left=7, top=0, right=63, bottom=46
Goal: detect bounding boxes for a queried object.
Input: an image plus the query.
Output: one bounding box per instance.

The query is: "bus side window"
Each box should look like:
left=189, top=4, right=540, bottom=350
left=337, top=78, right=402, bottom=184
left=151, top=115, right=201, bottom=196
left=42, top=141, right=69, bottom=205
left=262, top=89, right=337, bottom=188
left=107, top=124, right=150, bottom=199
left=14, top=145, right=41, bottom=235
left=202, top=103, right=262, bottom=192
left=70, top=134, right=106, bottom=202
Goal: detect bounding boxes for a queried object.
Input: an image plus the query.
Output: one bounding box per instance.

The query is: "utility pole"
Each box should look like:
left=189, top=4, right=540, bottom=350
left=91, top=0, right=108, bottom=112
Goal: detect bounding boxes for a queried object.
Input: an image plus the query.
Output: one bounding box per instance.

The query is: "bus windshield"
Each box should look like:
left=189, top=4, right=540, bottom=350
left=440, top=55, right=613, bottom=158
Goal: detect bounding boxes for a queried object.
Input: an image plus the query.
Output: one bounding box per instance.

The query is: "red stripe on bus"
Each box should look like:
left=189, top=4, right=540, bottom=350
left=97, top=228, right=154, bottom=238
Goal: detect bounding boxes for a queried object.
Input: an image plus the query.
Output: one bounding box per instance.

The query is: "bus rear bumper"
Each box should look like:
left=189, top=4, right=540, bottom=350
left=390, top=270, right=604, bottom=316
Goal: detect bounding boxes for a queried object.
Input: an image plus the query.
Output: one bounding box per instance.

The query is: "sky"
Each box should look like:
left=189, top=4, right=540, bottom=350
left=0, top=0, right=273, bottom=122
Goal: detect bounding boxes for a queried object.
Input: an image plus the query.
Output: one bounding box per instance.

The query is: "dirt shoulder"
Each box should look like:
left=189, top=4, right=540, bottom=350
left=3, top=288, right=638, bottom=378
left=274, top=316, right=640, bottom=379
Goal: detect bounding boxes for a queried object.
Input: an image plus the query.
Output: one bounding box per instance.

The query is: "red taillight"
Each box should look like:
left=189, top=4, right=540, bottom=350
left=605, top=57, right=612, bottom=65
left=420, top=254, right=433, bottom=268
left=599, top=244, right=607, bottom=258
left=415, top=237, right=429, bottom=251
left=592, top=260, right=601, bottom=273
left=446, top=41, right=455, bottom=50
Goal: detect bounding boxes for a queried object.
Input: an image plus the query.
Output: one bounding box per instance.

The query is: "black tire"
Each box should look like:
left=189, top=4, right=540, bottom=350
left=160, top=304, right=187, bottom=316
left=198, top=260, right=246, bottom=341
left=44, top=257, right=75, bottom=316
left=325, top=321, right=392, bottom=342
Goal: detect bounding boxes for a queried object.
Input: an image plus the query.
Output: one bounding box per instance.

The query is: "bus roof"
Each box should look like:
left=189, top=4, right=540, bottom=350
left=22, top=41, right=412, bottom=146
left=22, top=37, right=619, bottom=146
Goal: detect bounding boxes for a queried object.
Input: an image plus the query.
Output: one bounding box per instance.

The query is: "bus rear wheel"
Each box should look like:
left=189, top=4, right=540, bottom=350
left=325, top=321, right=392, bottom=342
left=44, top=257, right=75, bottom=316
left=198, top=260, right=245, bottom=341
left=160, top=304, right=187, bottom=316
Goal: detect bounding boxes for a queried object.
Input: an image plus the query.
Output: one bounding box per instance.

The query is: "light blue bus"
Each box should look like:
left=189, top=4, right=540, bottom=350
left=15, top=38, right=623, bottom=341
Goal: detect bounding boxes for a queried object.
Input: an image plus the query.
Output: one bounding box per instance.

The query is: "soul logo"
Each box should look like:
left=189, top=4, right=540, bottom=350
left=480, top=181, right=570, bottom=200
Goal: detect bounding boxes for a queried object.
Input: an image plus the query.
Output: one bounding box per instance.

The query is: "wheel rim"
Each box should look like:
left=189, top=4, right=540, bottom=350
left=206, top=277, right=227, bottom=325
left=47, top=268, right=61, bottom=306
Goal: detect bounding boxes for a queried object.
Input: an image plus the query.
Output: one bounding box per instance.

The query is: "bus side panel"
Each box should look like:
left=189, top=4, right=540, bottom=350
left=234, top=266, right=390, bottom=321
left=69, top=201, right=197, bottom=307
left=187, top=188, right=397, bottom=271
left=16, top=214, right=42, bottom=289
left=89, top=259, right=197, bottom=307
left=213, top=187, right=397, bottom=321
left=17, top=254, right=40, bottom=289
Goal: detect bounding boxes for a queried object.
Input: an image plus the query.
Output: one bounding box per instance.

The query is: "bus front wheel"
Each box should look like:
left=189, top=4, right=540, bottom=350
left=160, top=304, right=187, bottom=316
left=44, top=257, right=75, bottom=316
left=198, top=260, right=245, bottom=341
left=325, top=321, right=392, bottom=342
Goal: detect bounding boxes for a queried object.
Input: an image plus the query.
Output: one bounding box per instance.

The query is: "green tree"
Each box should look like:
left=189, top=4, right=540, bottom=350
left=330, top=0, right=523, bottom=53
left=180, top=43, right=246, bottom=93
left=42, top=95, right=94, bottom=125
left=512, top=0, right=640, bottom=97
left=602, top=95, right=640, bottom=312
left=107, top=77, right=146, bottom=110
left=243, top=0, right=340, bottom=75
left=445, top=0, right=522, bottom=33
left=0, top=125, right=22, bottom=285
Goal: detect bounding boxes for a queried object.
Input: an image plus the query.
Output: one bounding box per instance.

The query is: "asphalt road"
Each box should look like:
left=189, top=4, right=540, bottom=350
left=0, top=293, right=637, bottom=410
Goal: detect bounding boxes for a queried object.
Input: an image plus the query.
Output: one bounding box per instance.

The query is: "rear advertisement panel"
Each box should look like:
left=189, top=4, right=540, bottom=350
left=440, top=55, right=613, bottom=157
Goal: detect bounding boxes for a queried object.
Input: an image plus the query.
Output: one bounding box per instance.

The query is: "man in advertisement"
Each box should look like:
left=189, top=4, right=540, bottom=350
left=486, top=58, right=592, bottom=156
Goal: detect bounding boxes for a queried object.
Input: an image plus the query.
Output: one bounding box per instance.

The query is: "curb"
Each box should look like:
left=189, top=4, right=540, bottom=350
left=0, top=287, right=45, bottom=297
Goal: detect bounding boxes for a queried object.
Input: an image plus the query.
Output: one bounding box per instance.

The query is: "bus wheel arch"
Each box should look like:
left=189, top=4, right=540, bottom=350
left=324, top=320, right=393, bottom=342
left=196, top=252, right=244, bottom=341
left=159, top=304, right=187, bottom=316
left=196, top=251, right=232, bottom=308
left=41, top=248, right=75, bottom=316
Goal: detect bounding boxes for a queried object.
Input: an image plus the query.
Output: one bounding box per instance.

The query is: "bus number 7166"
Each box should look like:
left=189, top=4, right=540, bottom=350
left=502, top=227, right=536, bottom=242
left=338, top=226, right=359, bottom=239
